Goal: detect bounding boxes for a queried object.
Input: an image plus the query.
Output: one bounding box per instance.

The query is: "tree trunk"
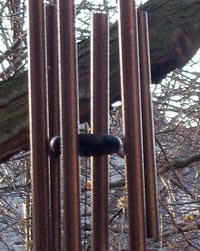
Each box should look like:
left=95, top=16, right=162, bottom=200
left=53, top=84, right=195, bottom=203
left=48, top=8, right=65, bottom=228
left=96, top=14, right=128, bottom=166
left=0, top=0, right=200, bottom=162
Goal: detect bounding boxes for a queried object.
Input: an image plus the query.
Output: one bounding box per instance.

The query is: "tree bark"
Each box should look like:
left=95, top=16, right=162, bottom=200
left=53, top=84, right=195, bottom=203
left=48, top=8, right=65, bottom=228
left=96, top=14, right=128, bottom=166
left=0, top=0, right=200, bottom=162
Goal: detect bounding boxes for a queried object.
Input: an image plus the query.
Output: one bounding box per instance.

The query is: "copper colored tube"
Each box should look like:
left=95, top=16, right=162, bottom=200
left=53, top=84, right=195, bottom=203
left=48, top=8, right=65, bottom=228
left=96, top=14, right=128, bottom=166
left=90, top=13, right=109, bottom=251
left=58, top=0, right=81, bottom=250
left=28, top=0, right=50, bottom=250
left=46, top=4, right=61, bottom=251
left=138, top=11, right=159, bottom=241
left=118, top=0, right=146, bottom=250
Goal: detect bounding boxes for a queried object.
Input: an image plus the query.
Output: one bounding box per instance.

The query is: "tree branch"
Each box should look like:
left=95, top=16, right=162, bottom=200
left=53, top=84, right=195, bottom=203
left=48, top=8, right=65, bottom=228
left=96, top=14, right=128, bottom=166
left=158, top=153, right=200, bottom=175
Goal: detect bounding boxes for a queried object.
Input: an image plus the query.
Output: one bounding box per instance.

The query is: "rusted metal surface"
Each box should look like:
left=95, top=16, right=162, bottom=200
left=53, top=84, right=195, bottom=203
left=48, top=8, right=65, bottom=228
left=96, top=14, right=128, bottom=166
left=46, top=5, right=61, bottom=251
left=90, top=13, right=109, bottom=251
left=138, top=11, right=159, bottom=241
left=57, top=0, right=81, bottom=250
left=118, top=0, right=147, bottom=250
left=28, top=1, right=50, bottom=250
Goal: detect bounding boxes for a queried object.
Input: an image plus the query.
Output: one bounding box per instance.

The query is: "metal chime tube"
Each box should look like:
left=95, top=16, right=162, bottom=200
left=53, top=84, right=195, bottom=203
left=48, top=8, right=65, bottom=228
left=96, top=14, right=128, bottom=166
left=118, top=0, right=146, bottom=250
left=46, top=5, right=61, bottom=251
left=91, top=13, right=109, bottom=251
left=138, top=12, right=159, bottom=241
left=28, top=1, right=50, bottom=250
left=58, top=0, right=81, bottom=250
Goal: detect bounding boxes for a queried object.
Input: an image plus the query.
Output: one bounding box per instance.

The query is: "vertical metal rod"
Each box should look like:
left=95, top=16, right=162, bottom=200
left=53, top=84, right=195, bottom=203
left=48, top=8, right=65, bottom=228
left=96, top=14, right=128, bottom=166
left=46, top=5, right=61, bottom=251
left=57, top=0, right=81, bottom=250
left=118, top=0, right=146, bottom=250
left=27, top=1, right=50, bottom=250
left=138, top=11, right=159, bottom=241
left=91, top=13, right=109, bottom=251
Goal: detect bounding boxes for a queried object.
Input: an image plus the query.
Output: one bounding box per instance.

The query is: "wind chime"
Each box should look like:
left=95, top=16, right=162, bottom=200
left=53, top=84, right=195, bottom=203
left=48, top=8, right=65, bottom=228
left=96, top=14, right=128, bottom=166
left=28, top=0, right=159, bottom=250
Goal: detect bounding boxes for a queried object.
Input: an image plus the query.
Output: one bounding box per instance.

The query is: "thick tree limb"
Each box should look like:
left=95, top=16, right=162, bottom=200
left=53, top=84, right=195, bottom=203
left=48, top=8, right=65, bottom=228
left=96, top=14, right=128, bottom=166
left=106, top=153, right=200, bottom=190
left=0, top=72, right=29, bottom=162
left=0, top=0, right=200, bottom=162
left=157, top=153, right=200, bottom=175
